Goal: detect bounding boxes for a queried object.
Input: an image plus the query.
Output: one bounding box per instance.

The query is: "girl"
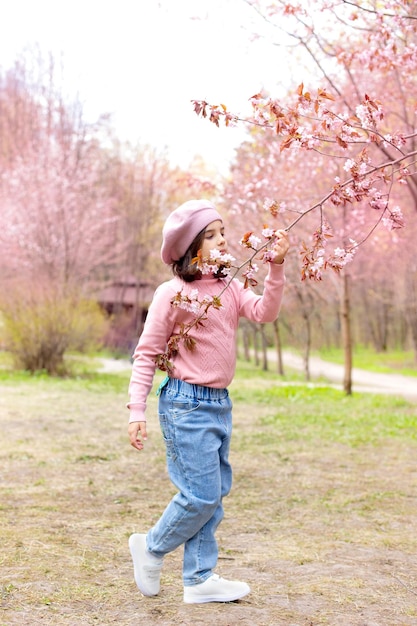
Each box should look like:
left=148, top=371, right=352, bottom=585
left=127, top=199, right=289, bottom=604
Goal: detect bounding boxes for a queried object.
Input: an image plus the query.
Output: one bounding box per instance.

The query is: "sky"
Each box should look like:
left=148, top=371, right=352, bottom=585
left=0, top=0, right=297, bottom=174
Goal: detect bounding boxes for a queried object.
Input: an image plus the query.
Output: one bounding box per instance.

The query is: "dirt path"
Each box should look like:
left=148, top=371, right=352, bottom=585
left=280, top=350, right=417, bottom=400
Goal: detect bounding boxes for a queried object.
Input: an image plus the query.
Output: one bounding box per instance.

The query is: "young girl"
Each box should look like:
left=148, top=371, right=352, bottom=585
left=127, top=199, right=289, bottom=604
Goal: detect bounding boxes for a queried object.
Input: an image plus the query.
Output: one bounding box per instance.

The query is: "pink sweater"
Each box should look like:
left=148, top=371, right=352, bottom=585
left=128, top=263, right=285, bottom=423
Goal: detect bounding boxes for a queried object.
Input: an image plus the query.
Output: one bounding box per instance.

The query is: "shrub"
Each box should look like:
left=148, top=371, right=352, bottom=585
left=0, top=286, right=108, bottom=375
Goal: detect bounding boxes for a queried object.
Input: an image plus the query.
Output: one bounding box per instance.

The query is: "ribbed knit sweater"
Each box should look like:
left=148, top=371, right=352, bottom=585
left=128, top=262, right=285, bottom=423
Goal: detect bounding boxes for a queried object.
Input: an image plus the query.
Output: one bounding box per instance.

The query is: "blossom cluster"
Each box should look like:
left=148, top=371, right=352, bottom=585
left=238, top=225, right=286, bottom=285
left=194, top=248, right=236, bottom=276
left=298, top=218, right=358, bottom=281
left=382, top=205, right=405, bottom=230
left=155, top=288, right=223, bottom=374
left=171, top=289, right=222, bottom=315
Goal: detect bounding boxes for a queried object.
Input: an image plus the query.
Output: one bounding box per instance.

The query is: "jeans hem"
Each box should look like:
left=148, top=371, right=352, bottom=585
left=183, top=572, right=213, bottom=587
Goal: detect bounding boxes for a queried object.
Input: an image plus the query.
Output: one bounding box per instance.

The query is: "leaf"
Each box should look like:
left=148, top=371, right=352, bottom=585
left=154, top=353, right=174, bottom=375
left=192, top=99, right=208, bottom=118
left=241, top=231, right=253, bottom=243
left=317, top=88, right=335, bottom=101
left=336, top=136, right=348, bottom=148
left=184, top=336, right=196, bottom=351
left=212, top=295, right=222, bottom=309
left=275, top=119, right=285, bottom=134
left=280, top=137, right=294, bottom=151
left=364, top=94, right=380, bottom=110
left=167, top=335, right=180, bottom=356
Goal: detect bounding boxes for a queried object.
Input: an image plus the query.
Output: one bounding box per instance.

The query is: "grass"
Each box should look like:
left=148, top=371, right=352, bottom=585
left=318, top=345, right=417, bottom=376
left=232, top=359, right=417, bottom=444
left=1, top=354, right=417, bottom=625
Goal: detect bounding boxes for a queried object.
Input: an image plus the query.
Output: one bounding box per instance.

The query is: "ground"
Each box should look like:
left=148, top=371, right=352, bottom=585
left=1, top=362, right=417, bottom=626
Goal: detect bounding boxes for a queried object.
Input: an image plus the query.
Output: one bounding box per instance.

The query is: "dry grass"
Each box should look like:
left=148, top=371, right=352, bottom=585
left=1, top=364, right=417, bottom=625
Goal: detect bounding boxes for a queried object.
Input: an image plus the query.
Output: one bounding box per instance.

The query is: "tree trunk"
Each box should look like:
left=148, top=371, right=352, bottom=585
left=242, top=325, right=251, bottom=361
left=341, top=272, right=353, bottom=394
left=302, top=313, right=311, bottom=382
left=405, top=266, right=417, bottom=365
left=260, top=325, right=268, bottom=371
left=272, top=318, right=284, bottom=376
left=253, top=325, right=259, bottom=366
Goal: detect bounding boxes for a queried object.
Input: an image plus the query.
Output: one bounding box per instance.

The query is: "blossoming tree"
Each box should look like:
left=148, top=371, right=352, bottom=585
left=189, top=0, right=417, bottom=389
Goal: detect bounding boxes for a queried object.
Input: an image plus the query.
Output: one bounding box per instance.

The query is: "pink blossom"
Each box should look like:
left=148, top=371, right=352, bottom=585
left=397, top=168, right=410, bottom=184
left=262, top=227, right=275, bottom=239
left=242, top=264, right=259, bottom=280
left=382, top=206, right=405, bottom=230
left=240, top=233, right=262, bottom=249
left=369, top=192, right=388, bottom=211
left=262, top=249, right=278, bottom=263
left=249, top=234, right=261, bottom=247
left=343, top=159, right=356, bottom=172
left=209, top=249, right=235, bottom=264
left=263, top=198, right=283, bottom=214
left=330, top=245, right=356, bottom=268
left=172, top=289, right=201, bottom=314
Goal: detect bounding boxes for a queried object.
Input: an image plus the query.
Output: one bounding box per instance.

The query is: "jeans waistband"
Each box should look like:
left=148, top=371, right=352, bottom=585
left=165, top=377, right=228, bottom=400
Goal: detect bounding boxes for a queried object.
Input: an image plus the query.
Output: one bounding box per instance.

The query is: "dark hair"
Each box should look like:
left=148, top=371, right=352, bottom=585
left=172, top=228, right=206, bottom=282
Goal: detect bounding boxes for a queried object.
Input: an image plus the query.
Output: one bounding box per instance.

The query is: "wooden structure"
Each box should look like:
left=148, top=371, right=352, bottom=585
left=98, top=277, right=155, bottom=351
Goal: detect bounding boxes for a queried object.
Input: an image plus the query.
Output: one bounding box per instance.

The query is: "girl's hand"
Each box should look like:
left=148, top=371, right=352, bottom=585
left=271, top=229, right=290, bottom=264
left=128, top=421, right=147, bottom=451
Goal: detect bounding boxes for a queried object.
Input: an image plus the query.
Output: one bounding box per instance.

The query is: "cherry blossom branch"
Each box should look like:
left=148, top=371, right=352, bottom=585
left=284, top=150, right=416, bottom=234
left=341, top=0, right=417, bottom=21
left=155, top=232, right=282, bottom=373
left=192, top=85, right=413, bottom=262
left=156, top=83, right=415, bottom=370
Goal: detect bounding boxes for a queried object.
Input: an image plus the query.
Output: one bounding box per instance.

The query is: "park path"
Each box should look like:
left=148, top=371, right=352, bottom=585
left=280, top=350, right=417, bottom=400
left=99, top=351, right=417, bottom=400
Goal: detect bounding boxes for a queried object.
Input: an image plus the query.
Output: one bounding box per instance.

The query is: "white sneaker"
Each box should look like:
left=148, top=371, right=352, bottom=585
left=183, top=573, right=250, bottom=604
left=128, top=533, right=163, bottom=596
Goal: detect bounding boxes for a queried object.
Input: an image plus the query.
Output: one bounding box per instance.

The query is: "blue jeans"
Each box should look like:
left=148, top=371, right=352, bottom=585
left=146, top=377, right=233, bottom=586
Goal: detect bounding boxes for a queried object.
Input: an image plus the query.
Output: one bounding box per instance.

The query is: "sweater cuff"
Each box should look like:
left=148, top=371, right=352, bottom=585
left=127, top=405, right=147, bottom=423
left=268, top=260, right=285, bottom=275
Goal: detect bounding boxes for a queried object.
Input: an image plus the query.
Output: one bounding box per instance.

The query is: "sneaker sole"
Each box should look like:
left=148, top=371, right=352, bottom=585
left=183, top=587, right=250, bottom=604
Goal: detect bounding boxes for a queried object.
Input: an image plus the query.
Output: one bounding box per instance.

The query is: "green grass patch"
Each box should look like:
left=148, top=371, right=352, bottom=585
left=251, top=384, right=416, bottom=446
left=318, top=345, right=417, bottom=375
left=0, top=350, right=130, bottom=393
left=0, top=366, right=129, bottom=394
left=230, top=359, right=417, bottom=450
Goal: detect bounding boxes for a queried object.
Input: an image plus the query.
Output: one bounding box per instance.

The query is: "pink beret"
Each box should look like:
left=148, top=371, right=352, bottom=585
left=161, top=199, right=223, bottom=265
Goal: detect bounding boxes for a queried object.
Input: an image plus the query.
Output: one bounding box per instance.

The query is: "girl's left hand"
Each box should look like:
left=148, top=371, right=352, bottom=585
left=271, top=229, right=290, bottom=264
left=128, top=420, right=147, bottom=451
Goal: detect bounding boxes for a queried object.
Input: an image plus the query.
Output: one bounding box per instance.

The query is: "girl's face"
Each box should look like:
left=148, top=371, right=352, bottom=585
left=200, top=220, right=227, bottom=259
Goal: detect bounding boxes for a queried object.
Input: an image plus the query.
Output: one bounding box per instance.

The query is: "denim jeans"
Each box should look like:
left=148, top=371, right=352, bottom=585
left=146, top=377, right=233, bottom=586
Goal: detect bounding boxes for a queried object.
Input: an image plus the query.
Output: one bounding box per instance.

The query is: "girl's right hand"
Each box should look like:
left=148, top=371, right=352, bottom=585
left=128, top=421, right=147, bottom=451
left=271, top=229, right=290, bottom=264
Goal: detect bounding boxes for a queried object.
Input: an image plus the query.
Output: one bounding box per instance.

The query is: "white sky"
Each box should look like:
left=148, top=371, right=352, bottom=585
left=1, top=0, right=300, bottom=173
